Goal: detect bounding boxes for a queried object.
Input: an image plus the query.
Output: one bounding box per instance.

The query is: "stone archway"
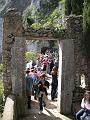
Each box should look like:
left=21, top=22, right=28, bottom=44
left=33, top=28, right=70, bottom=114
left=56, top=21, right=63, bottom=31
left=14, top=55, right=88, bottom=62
left=23, top=25, right=75, bottom=114
left=3, top=9, right=84, bottom=116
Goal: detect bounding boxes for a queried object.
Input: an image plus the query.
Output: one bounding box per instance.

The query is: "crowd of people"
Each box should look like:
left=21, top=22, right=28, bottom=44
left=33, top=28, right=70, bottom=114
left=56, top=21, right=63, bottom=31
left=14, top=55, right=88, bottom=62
left=25, top=51, right=90, bottom=118
left=25, top=52, right=58, bottom=114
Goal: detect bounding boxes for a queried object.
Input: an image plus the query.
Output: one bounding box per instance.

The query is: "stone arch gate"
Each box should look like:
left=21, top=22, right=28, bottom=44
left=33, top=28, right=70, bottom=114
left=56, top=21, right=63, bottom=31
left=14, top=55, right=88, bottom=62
left=3, top=9, right=83, bottom=117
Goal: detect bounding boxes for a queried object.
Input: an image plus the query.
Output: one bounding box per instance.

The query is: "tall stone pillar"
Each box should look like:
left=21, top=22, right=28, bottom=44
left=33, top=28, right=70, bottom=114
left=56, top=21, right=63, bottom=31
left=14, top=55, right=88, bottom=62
left=58, top=16, right=83, bottom=114
left=11, top=37, right=26, bottom=117
left=65, top=16, right=83, bottom=88
left=58, top=39, right=74, bottom=114
left=64, top=16, right=84, bottom=113
left=3, top=9, right=26, bottom=117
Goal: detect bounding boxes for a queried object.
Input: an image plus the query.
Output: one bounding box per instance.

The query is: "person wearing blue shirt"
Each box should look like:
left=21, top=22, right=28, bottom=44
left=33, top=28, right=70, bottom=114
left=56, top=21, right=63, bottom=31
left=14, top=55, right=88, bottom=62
left=25, top=69, right=33, bottom=109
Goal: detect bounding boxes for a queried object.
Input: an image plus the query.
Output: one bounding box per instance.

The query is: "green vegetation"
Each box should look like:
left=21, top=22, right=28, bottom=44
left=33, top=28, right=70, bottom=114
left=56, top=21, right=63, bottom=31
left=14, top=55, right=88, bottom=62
left=0, top=80, right=4, bottom=115
left=52, top=28, right=65, bottom=38
left=65, top=0, right=84, bottom=15
left=23, top=0, right=65, bottom=38
left=25, top=51, right=38, bottom=62
left=0, top=64, right=3, bottom=74
left=0, top=81, right=3, bottom=105
left=65, top=0, right=72, bottom=15
left=31, top=8, right=62, bottom=29
left=83, top=0, right=90, bottom=57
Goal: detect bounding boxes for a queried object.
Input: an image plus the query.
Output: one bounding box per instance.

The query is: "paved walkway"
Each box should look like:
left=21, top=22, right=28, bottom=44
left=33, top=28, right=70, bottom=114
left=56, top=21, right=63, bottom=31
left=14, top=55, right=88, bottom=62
left=21, top=96, right=75, bottom=120
left=20, top=75, right=75, bottom=120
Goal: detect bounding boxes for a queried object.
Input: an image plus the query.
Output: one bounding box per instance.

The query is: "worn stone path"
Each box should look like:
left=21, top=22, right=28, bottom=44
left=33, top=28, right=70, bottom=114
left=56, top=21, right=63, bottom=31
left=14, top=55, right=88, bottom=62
left=20, top=75, right=75, bottom=120
left=20, top=96, right=75, bottom=120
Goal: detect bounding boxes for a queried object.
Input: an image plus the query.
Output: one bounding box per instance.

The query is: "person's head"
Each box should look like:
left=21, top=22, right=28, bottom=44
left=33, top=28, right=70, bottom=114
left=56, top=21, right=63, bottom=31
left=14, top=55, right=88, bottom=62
left=84, top=90, right=90, bottom=102
left=30, top=67, right=35, bottom=72
left=26, top=68, right=30, bottom=74
left=52, top=66, right=58, bottom=72
left=39, top=73, right=45, bottom=80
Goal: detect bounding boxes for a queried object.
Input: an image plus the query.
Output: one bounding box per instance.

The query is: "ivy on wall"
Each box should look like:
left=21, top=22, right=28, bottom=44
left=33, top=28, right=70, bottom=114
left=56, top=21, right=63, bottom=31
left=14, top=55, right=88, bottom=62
left=83, top=0, right=90, bottom=57
left=52, top=28, right=65, bottom=38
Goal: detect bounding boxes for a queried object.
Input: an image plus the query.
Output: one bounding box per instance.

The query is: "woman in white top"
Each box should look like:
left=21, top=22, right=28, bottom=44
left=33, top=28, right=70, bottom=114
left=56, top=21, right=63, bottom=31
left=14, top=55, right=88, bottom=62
left=76, top=91, right=90, bottom=120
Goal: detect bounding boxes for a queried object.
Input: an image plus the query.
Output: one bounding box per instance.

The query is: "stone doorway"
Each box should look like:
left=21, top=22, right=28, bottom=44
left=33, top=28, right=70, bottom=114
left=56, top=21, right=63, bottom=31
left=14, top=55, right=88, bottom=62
left=24, top=25, right=74, bottom=114
left=25, top=37, right=59, bottom=107
left=3, top=9, right=84, bottom=116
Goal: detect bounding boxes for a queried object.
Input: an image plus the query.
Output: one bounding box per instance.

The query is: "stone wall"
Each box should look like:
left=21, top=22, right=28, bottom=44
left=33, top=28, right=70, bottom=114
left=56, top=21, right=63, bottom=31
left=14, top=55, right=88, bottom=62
left=64, top=15, right=86, bottom=114
left=0, top=17, right=3, bottom=63
left=2, top=95, right=17, bottom=120
left=57, top=15, right=87, bottom=114
left=24, top=28, right=57, bottom=40
left=3, top=9, right=25, bottom=117
left=58, top=39, right=74, bottom=114
left=3, top=9, right=88, bottom=116
left=65, top=15, right=83, bottom=88
left=3, top=9, right=23, bottom=96
left=11, top=37, right=26, bottom=117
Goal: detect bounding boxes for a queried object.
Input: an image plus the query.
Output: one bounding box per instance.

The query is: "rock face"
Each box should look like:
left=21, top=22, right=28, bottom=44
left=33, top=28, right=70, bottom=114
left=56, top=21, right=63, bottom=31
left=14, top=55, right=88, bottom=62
left=0, top=0, right=31, bottom=15
left=0, top=0, right=60, bottom=16
left=26, top=40, right=49, bottom=53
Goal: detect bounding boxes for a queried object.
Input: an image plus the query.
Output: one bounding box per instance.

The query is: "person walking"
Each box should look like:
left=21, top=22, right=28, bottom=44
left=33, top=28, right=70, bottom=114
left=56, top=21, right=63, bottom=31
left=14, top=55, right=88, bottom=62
left=38, top=73, right=49, bottom=114
left=30, top=67, right=39, bottom=100
left=49, top=59, right=54, bottom=74
left=25, top=69, right=33, bottom=109
left=51, top=66, right=58, bottom=101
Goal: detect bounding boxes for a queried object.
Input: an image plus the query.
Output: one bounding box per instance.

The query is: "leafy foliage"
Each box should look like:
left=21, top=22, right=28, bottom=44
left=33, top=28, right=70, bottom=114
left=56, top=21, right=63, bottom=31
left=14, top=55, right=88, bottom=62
left=65, top=0, right=72, bottom=15
left=0, top=81, right=4, bottom=105
left=25, top=51, right=38, bottom=62
left=39, top=0, right=60, bottom=17
left=23, top=0, right=65, bottom=29
left=0, top=64, right=3, bottom=74
left=83, top=0, right=90, bottom=57
left=23, top=0, right=65, bottom=38
left=65, top=0, right=84, bottom=15
left=71, top=0, right=84, bottom=15
left=52, top=28, right=65, bottom=38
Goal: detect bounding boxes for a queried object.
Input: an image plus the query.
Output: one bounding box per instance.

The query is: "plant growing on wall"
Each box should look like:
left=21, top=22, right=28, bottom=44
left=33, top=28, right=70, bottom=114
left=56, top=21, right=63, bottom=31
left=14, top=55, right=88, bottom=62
left=0, top=80, right=4, bottom=114
left=0, top=64, right=3, bottom=74
left=0, top=81, right=3, bottom=103
left=83, top=0, right=90, bottom=90
left=52, top=27, right=65, bottom=38
left=83, top=0, right=90, bottom=57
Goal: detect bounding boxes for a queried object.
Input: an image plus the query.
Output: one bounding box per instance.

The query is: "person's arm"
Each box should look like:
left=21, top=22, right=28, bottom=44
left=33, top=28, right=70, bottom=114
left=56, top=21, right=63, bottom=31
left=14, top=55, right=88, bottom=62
left=43, top=81, right=49, bottom=89
left=38, top=81, right=41, bottom=87
left=51, top=70, right=55, bottom=75
left=81, top=98, right=85, bottom=108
